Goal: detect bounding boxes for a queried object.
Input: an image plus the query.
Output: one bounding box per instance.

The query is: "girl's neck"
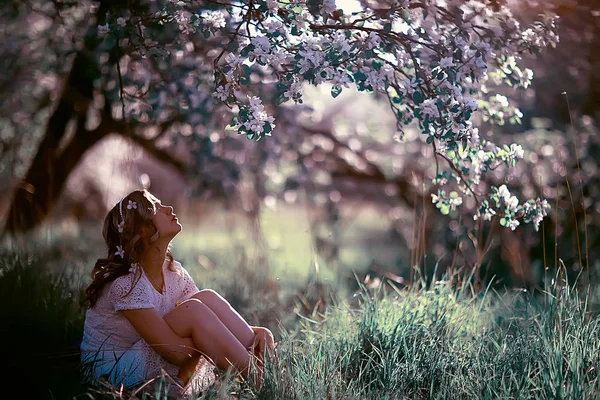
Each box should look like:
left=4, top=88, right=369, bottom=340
left=141, top=241, right=169, bottom=276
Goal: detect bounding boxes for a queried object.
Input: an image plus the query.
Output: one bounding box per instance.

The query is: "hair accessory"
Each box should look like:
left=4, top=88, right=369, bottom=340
left=119, top=198, right=124, bottom=220
left=103, top=272, right=110, bottom=278
left=117, top=221, right=124, bottom=233
left=115, top=245, right=125, bottom=258
left=127, top=200, right=138, bottom=210
left=129, top=263, right=140, bottom=274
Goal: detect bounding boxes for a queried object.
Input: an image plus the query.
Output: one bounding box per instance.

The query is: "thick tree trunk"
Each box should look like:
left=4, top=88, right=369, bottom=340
left=2, top=2, right=187, bottom=236
left=4, top=117, right=107, bottom=235
left=3, top=53, right=98, bottom=235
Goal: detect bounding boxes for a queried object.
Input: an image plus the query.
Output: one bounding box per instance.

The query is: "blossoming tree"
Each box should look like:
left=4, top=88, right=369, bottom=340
left=2, top=0, right=558, bottom=234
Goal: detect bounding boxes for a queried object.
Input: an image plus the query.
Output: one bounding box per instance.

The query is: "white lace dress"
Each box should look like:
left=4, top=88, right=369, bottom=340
left=80, top=259, right=202, bottom=388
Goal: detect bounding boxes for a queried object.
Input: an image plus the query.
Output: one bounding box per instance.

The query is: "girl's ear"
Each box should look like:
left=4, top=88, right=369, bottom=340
left=139, top=224, right=152, bottom=242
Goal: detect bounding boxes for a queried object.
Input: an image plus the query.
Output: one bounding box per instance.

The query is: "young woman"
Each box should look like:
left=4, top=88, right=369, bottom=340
left=80, top=190, right=275, bottom=390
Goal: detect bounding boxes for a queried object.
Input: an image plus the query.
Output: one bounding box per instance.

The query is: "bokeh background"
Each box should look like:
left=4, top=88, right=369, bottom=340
left=0, top=0, right=599, bottom=398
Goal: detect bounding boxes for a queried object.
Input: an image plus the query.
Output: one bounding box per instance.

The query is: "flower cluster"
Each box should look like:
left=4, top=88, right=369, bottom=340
left=228, top=96, right=276, bottom=141
left=91, top=0, right=559, bottom=230
left=431, top=190, right=464, bottom=215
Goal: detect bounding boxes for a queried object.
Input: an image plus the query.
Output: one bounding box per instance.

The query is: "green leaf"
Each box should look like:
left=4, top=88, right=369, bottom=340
left=240, top=45, right=253, bottom=57
left=449, top=191, right=458, bottom=199
left=426, top=135, right=434, bottom=144
left=383, top=23, right=392, bottom=33
left=241, top=64, right=251, bottom=76
left=240, top=76, right=249, bottom=85
left=275, top=95, right=287, bottom=106
left=263, top=122, right=272, bottom=134
left=331, top=85, right=342, bottom=98
left=392, top=96, right=401, bottom=104
left=413, top=91, right=424, bottom=104
left=447, top=69, right=456, bottom=84
left=246, top=132, right=255, bottom=140
left=239, top=108, right=249, bottom=122
left=353, top=71, right=367, bottom=82
left=203, top=30, right=211, bottom=39
left=440, top=204, right=450, bottom=215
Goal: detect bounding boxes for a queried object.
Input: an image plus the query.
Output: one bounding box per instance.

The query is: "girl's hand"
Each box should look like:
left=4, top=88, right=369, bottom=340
left=250, top=326, right=276, bottom=360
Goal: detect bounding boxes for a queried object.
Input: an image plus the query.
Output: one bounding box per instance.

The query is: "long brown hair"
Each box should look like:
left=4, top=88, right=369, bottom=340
left=82, top=190, right=177, bottom=308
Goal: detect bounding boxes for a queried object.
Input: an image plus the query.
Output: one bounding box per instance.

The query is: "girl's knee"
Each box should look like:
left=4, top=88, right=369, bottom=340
left=193, top=289, right=221, bottom=303
left=179, top=298, right=204, bottom=309
left=181, top=299, right=219, bottom=323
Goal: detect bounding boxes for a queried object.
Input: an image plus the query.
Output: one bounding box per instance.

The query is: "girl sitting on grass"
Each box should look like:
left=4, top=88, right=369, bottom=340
left=80, top=189, right=275, bottom=390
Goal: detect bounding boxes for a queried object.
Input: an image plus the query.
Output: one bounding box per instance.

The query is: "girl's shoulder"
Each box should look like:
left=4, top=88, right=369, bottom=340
left=109, top=271, right=156, bottom=310
left=167, top=259, right=187, bottom=275
left=109, top=271, right=148, bottom=297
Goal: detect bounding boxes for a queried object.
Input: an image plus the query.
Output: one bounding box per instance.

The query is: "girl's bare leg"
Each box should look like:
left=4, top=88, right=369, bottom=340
left=191, top=290, right=255, bottom=349
left=163, top=298, right=252, bottom=378
left=177, top=355, right=202, bottom=384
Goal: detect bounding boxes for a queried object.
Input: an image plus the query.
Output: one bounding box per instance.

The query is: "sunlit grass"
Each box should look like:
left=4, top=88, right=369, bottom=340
left=2, top=207, right=600, bottom=399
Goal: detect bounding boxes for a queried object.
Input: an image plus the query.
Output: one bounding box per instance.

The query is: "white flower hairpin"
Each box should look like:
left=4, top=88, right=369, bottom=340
left=117, top=221, right=124, bottom=233
left=115, top=245, right=125, bottom=258
left=127, top=200, right=137, bottom=210
left=129, top=263, right=140, bottom=274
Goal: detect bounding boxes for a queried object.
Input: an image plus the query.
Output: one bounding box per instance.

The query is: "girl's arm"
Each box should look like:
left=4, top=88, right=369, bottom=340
left=121, top=308, right=201, bottom=366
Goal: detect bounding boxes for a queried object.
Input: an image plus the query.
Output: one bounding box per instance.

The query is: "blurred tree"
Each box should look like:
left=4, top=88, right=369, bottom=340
left=505, top=0, right=600, bottom=127
left=1, top=0, right=558, bottom=237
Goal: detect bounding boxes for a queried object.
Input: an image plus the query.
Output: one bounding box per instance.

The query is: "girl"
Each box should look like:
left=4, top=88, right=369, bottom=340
left=80, top=189, right=275, bottom=390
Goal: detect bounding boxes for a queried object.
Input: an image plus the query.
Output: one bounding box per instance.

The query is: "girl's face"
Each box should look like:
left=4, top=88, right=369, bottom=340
left=150, top=197, right=182, bottom=241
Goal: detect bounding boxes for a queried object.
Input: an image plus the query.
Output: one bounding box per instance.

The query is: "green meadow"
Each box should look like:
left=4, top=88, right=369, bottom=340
left=2, top=204, right=599, bottom=399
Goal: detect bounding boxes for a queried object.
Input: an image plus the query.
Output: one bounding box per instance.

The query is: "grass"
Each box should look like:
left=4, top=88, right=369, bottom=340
left=1, top=202, right=599, bottom=399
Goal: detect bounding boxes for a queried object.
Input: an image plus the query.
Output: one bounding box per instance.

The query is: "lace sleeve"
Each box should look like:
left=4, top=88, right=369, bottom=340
left=175, top=262, right=200, bottom=304
left=109, top=274, right=155, bottom=312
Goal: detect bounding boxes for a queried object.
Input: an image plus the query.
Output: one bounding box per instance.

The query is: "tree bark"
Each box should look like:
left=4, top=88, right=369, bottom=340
left=2, top=0, right=194, bottom=236
left=3, top=63, right=95, bottom=235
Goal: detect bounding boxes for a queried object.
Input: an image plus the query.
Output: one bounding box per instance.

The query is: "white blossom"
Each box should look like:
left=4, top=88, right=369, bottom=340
left=463, top=97, right=478, bottom=111
left=509, top=143, right=524, bottom=159
left=202, top=10, right=226, bottom=29
left=474, top=207, right=496, bottom=222
left=97, top=23, right=109, bottom=36
left=264, top=20, right=284, bottom=34
left=224, top=53, right=243, bottom=66
left=448, top=195, right=463, bottom=211
left=283, top=80, right=304, bottom=102
left=213, top=85, right=229, bottom=101
left=421, top=99, right=440, bottom=119
left=173, top=10, right=192, bottom=34
left=365, top=32, right=381, bottom=50
left=321, top=0, right=336, bottom=15
left=508, top=219, right=520, bottom=230
left=245, top=95, right=276, bottom=136
left=439, top=57, right=454, bottom=69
